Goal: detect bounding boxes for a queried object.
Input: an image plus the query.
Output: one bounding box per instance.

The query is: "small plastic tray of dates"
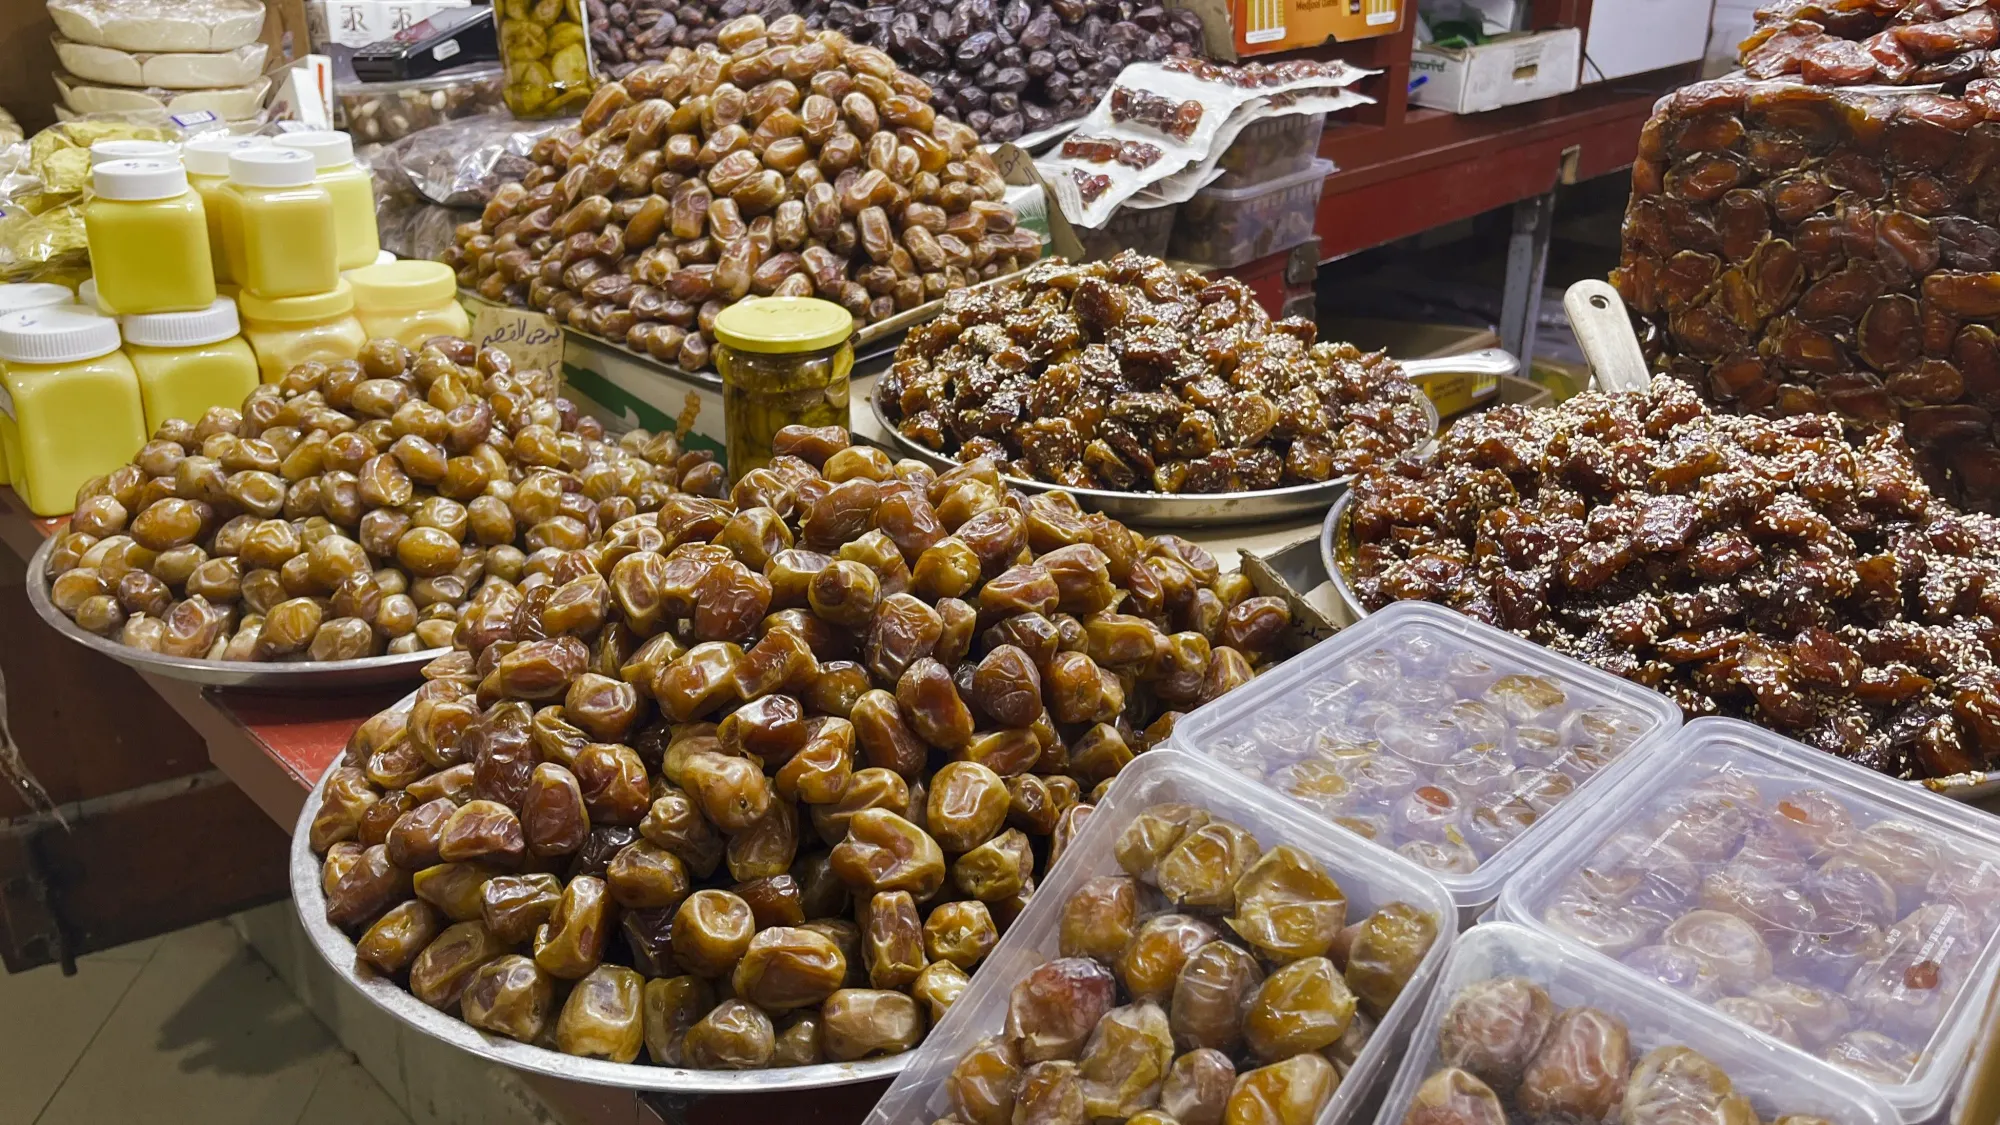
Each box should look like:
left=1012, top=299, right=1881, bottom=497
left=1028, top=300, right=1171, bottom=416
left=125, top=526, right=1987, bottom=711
left=1376, top=921, right=1901, bottom=1125
left=1170, top=157, right=1332, bottom=270
left=863, top=748, right=1457, bottom=1125
left=1496, top=717, right=2000, bottom=1122
left=1211, top=113, right=1327, bottom=191
left=1170, top=601, right=1683, bottom=923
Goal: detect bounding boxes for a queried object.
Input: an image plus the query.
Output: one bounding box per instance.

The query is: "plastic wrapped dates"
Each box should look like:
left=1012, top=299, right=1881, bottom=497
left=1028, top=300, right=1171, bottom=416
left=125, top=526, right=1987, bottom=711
left=309, top=425, right=1281, bottom=1071
left=48, top=337, right=716, bottom=663
left=448, top=13, right=1038, bottom=372
left=926, top=804, right=1439, bottom=1125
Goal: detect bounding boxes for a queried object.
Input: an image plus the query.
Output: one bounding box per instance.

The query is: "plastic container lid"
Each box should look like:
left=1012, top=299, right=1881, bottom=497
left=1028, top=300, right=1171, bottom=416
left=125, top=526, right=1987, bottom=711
left=236, top=280, right=355, bottom=324
left=121, top=296, right=240, bottom=347
left=77, top=277, right=101, bottom=312
left=227, top=146, right=316, bottom=188
left=712, top=296, right=853, bottom=354
left=1375, top=923, right=1903, bottom=1125
left=88, top=138, right=178, bottom=165
left=0, top=305, right=124, bottom=365
left=372, top=249, right=396, bottom=266
left=0, top=282, right=77, bottom=315
left=1496, top=717, right=2000, bottom=1122
left=274, top=129, right=357, bottom=170
left=863, top=748, right=1458, bottom=1125
left=182, top=134, right=269, bottom=177
left=345, top=260, right=454, bottom=311
left=1187, top=155, right=1334, bottom=204
left=91, top=158, right=189, bottom=201
left=1170, top=600, right=1683, bottom=916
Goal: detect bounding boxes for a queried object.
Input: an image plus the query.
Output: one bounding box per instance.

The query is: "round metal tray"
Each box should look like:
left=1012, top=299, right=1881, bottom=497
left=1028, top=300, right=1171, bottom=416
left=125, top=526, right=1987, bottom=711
left=869, top=388, right=1439, bottom=528
left=27, top=535, right=447, bottom=692
left=289, top=696, right=909, bottom=1093
left=1317, top=495, right=2000, bottom=804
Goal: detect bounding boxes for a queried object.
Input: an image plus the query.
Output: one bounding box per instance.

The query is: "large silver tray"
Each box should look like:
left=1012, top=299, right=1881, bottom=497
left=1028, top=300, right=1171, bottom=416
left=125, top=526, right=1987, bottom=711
left=27, top=535, right=446, bottom=692
left=1318, top=494, right=2000, bottom=804
left=867, top=352, right=1501, bottom=527
left=289, top=696, right=908, bottom=1093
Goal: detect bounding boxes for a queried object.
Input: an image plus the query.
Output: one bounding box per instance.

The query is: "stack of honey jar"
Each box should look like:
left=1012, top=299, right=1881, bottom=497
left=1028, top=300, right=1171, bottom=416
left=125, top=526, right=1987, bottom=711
left=0, top=130, right=474, bottom=518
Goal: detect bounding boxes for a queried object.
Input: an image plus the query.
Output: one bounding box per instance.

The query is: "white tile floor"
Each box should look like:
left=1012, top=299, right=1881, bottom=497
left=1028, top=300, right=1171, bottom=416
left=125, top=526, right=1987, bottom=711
left=0, top=920, right=411, bottom=1125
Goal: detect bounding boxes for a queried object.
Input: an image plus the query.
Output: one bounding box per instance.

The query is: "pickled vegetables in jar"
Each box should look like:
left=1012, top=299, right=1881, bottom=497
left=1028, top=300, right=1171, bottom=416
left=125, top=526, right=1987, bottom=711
left=498, top=0, right=597, bottom=117
left=713, top=297, right=853, bottom=484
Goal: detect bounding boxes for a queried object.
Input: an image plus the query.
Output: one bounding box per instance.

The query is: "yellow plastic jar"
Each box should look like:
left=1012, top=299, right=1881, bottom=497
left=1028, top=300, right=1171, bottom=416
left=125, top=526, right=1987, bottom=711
left=346, top=260, right=470, bottom=349
left=224, top=147, right=340, bottom=300
left=713, top=296, right=854, bottom=483
left=0, top=306, right=146, bottom=517
left=0, top=283, right=79, bottom=487
left=182, top=135, right=270, bottom=287
left=239, top=282, right=369, bottom=384
left=121, top=297, right=261, bottom=435
left=277, top=130, right=381, bottom=272
left=85, top=158, right=217, bottom=316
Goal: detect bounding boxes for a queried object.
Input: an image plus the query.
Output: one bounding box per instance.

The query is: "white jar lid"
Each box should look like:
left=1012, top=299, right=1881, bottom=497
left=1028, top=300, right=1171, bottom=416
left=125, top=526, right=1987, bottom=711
left=89, top=139, right=179, bottom=166
left=183, top=134, right=269, bottom=177
left=228, top=146, right=316, bottom=188
left=78, top=277, right=101, bottom=312
left=0, top=282, right=77, bottom=315
left=275, top=129, right=356, bottom=170
left=121, top=296, right=241, bottom=348
left=93, top=158, right=190, bottom=201
left=0, top=306, right=124, bottom=365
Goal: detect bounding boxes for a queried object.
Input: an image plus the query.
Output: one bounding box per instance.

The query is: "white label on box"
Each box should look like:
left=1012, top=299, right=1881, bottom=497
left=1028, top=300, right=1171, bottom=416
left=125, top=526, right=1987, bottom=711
left=1366, top=10, right=1396, bottom=23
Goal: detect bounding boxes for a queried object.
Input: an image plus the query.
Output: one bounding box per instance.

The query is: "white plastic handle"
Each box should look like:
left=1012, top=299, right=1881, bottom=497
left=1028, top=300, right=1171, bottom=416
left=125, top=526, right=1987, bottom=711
left=1564, top=280, right=1652, bottom=394
left=1399, top=347, right=1520, bottom=379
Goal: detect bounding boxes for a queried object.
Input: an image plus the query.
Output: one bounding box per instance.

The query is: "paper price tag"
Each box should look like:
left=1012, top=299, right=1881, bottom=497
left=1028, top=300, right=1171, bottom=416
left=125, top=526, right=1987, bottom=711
left=466, top=298, right=564, bottom=373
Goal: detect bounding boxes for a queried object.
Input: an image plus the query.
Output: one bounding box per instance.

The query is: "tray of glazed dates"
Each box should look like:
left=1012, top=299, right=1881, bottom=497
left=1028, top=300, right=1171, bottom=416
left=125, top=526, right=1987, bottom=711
left=872, top=252, right=1438, bottom=526
left=1495, top=717, right=2000, bottom=1122
left=295, top=423, right=1298, bottom=1090
left=864, top=748, right=1453, bottom=1125
left=1379, top=921, right=1902, bottom=1125
left=1327, top=375, right=2000, bottom=797
left=1171, top=601, right=1684, bottom=924
left=28, top=336, right=717, bottom=691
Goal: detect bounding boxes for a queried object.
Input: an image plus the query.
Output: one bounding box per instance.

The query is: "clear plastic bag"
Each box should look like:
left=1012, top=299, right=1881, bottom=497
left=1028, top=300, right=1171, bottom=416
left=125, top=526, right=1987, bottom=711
left=335, top=64, right=508, bottom=146
left=387, top=112, right=574, bottom=207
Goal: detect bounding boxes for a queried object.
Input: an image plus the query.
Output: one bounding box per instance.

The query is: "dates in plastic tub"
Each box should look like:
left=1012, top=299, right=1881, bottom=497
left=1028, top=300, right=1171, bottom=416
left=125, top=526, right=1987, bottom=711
left=1212, top=113, right=1325, bottom=191
left=1498, top=717, right=2000, bottom=1122
left=1075, top=203, right=1175, bottom=263
left=862, top=748, right=1456, bottom=1125
left=1169, top=157, right=1331, bottom=270
left=1378, top=922, right=1901, bottom=1125
left=1172, top=601, right=1683, bottom=921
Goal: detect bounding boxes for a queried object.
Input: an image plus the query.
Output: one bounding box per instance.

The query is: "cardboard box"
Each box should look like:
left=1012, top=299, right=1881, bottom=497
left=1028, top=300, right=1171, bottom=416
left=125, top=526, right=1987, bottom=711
left=1580, top=0, right=1712, bottom=81
left=1410, top=27, right=1581, bottom=114
left=1171, top=0, right=1404, bottom=61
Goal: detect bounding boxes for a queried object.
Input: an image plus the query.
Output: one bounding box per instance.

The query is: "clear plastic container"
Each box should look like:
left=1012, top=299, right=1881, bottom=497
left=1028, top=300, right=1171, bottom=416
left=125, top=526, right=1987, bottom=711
left=864, top=749, right=1458, bottom=1125
left=1170, top=601, right=1683, bottom=922
left=1497, top=717, right=2000, bottom=1122
left=1170, top=157, right=1332, bottom=269
left=1376, top=922, right=1902, bottom=1125
left=1077, top=203, right=1177, bottom=262
left=1213, top=113, right=1327, bottom=190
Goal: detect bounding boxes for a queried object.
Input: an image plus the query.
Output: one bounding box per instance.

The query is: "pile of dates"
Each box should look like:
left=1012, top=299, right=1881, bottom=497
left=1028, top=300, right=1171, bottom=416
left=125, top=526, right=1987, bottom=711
left=1531, top=762, right=2000, bottom=1087
left=585, top=0, right=801, bottom=76
left=41, top=337, right=714, bottom=663
left=810, top=0, right=1206, bottom=144
left=1405, top=977, right=1840, bottom=1124
left=447, top=13, right=1040, bottom=374
left=309, top=424, right=1294, bottom=1068
left=935, top=804, right=1439, bottom=1125
left=1739, top=0, right=2000, bottom=88
left=1343, top=376, right=2000, bottom=782
left=1618, top=76, right=2000, bottom=504
left=878, top=252, right=1436, bottom=494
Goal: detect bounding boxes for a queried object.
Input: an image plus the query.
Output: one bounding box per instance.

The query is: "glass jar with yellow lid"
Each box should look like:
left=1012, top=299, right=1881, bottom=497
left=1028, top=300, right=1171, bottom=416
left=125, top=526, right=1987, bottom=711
left=238, top=281, right=368, bottom=383
left=713, top=296, right=854, bottom=482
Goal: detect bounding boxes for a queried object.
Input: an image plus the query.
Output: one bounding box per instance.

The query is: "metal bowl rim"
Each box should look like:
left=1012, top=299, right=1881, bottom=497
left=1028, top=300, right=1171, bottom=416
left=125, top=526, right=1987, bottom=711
left=27, top=535, right=448, bottom=689
left=288, top=696, right=909, bottom=1093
